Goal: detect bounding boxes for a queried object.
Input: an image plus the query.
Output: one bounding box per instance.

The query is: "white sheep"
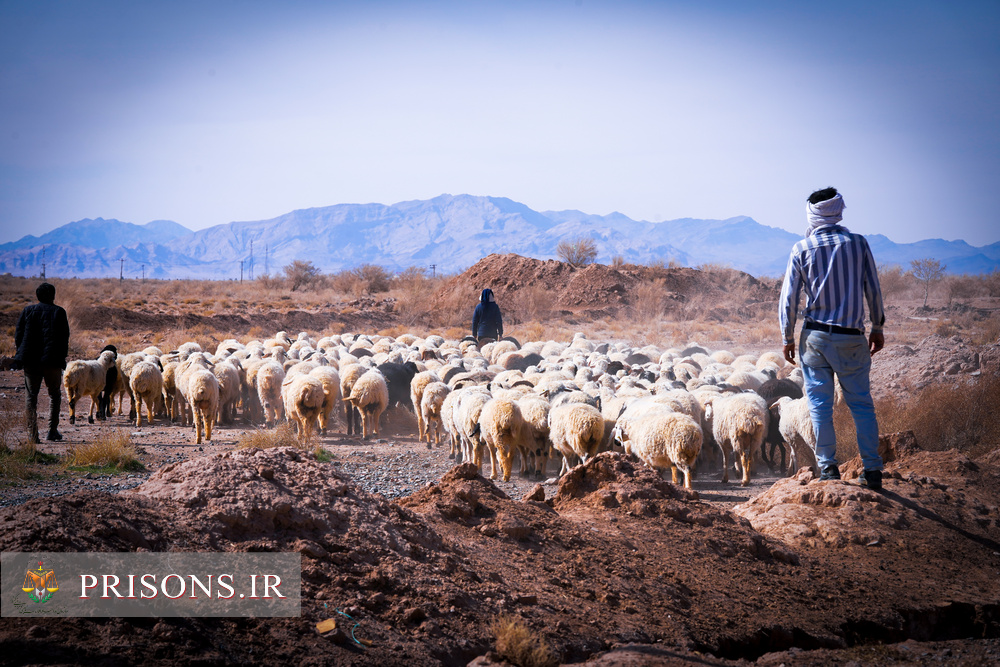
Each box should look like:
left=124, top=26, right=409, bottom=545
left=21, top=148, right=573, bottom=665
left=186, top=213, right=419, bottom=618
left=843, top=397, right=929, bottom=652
left=282, top=373, right=325, bottom=445
left=339, top=362, right=367, bottom=436
left=348, top=368, right=389, bottom=439
left=772, top=396, right=820, bottom=476
left=129, top=360, right=163, bottom=427
left=709, top=392, right=769, bottom=486
left=309, top=366, right=342, bottom=435
left=419, top=381, right=451, bottom=448
left=617, top=409, right=703, bottom=490
left=62, top=350, right=118, bottom=425
left=213, top=357, right=243, bottom=425
left=455, top=386, right=493, bottom=468
left=185, top=367, right=219, bottom=444
left=410, top=370, right=442, bottom=442
left=479, top=397, right=526, bottom=482
left=548, top=402, right=605, bottom=477
left=256, top=361, right=286, bottom=427
left=516, top=395, right=551, bottom=479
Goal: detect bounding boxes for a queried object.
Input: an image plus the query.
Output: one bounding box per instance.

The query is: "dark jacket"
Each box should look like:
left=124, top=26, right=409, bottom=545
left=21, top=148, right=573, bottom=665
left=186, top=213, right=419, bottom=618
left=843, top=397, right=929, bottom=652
left=472, top=289, right=503, bottom=340
left=15, top=302, right=70, bottom=370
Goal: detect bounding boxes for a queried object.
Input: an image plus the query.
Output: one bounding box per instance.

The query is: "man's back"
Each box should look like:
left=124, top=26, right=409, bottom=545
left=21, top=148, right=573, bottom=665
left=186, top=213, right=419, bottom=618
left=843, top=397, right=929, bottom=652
left=15, top=301, right=70, bottom=370
left=779, top=225, right=885, bottom=343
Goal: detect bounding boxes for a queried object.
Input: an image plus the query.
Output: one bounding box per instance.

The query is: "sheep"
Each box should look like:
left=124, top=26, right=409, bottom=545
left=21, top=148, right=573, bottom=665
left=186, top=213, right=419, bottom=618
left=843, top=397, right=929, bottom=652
left=213, top=357, right=243, bottom=425
left=282, top=373, right=325, bottom=445
left=516, top=395, right=551, bottom=479
left=161, top=360, right=180, bottom=422
left=129, top=360, right=164, bottom=427
left=479, top=397, right=526, bottom=482
left=63, top=350, right=118, bottom=425
left=708, top=392, right=769, bottom=486
left=455, top=387, right=493, bottom=467
left=440, top=389, right=462, bottom=460
left=410, top=370, right=442, bottom=441
left=256, top=361, right=286, bottom=427
left=347, top=369, right=389, bottom=439
left=617, top=409, right=703, bottom=490
left=548, top=403, right=605, bottom=477
left=339, top=363, right=367, bottom=435
left=756, top=378, right=804, bottom=472
left=184, top=367, right=219, bottom=444
left=419, top=381, right=451, bottom=448
left=309, top=366, right=342, bottom=435
left=772, top=396, right=820, bottom=476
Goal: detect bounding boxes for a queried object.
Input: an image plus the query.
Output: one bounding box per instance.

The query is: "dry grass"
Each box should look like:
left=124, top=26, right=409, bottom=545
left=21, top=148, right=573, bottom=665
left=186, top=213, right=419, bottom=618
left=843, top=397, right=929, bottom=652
left=67, top=428, right=144, bottom=472
left=491, top=614, right=559, bottom=667
left=235, top=423, right=302, bottom=450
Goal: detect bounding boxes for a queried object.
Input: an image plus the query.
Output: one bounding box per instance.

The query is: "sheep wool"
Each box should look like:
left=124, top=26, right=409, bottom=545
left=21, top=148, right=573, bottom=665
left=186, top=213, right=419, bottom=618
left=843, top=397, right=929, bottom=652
left=63, top=350, right=118, bottom=425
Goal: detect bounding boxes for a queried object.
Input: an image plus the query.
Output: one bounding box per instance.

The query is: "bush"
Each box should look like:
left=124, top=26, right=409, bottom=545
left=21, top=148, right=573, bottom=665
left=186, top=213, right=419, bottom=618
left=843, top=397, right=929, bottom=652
left=283, top=260, right=322, bottom=292
left=556, top=237, right=598, bottom=268
left=68, top=429, right=144, bottom=472
left=236, top=423, right=302, bottom=450
left=491, top=614, right=558, bottom=667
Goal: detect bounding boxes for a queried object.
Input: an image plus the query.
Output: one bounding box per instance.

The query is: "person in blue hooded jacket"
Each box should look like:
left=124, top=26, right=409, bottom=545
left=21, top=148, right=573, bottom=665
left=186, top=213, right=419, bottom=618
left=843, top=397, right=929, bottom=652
left=472, top=288, right=503, bottom=344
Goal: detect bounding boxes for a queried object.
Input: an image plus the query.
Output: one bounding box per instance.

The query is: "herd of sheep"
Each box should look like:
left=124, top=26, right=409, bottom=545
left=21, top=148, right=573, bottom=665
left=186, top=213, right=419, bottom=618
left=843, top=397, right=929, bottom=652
left=61, top=330, right=826, bottom=488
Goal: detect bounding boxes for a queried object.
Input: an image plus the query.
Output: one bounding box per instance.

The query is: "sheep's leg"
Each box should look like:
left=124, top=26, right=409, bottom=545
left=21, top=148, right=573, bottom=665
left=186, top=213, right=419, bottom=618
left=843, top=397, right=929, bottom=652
left=681, top=466, right=693, bottom=490
left=487, top=443, right=498, bottom=480
left=534, top=446, right=547, bottom=479
left=416, top=411, right=426, bottom=442
left=671, top=464, right=681, bottom=485
left=205, top=411, right=213, bottom=442
left=740, top=448, right=753, bottom=487
left=135, top=396, right=143, bottom=427
left=146, top=397, right=155, bottom=426
left=719, top=441, right=730, bottom=484
left=501, top=447, right=514, bottom=482
left=68, top=392, right=77, bottom=425
left=195, top=409, right=204, bottom=444
left=87, top=395, right=97, bottom=424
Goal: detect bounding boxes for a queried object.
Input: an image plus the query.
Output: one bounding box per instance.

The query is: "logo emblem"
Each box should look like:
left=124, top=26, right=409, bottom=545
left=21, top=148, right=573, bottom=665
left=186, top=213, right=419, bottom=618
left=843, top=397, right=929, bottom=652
left=22, top=560, right=58, bottom=604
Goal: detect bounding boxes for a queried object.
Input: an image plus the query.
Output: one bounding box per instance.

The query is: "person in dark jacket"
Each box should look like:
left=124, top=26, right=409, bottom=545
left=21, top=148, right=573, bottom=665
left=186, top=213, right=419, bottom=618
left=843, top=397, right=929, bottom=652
left=13, top=282, right=70, bottom=443
left=471, top=288, right=503, bottom=345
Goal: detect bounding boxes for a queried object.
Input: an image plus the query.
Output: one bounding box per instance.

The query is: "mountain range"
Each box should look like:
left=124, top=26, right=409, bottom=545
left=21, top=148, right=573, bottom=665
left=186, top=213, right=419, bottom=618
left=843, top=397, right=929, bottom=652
left=2, top=194, right=998, bottom=280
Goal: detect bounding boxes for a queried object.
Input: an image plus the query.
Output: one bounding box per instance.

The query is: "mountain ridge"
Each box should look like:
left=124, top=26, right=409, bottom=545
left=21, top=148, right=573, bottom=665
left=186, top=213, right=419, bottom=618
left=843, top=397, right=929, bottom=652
left=2, top=194, right=996, bottom=279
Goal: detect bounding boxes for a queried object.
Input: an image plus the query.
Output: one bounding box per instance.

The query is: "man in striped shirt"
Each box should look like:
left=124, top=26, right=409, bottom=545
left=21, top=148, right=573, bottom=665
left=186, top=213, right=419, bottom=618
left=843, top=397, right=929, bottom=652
left=779, top=187, right=886, bottom=490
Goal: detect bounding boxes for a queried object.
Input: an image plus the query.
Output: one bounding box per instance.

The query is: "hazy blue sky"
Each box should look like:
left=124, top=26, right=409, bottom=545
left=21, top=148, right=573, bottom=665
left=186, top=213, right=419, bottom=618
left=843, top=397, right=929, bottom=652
left=2, top=1, right=998, bottom=246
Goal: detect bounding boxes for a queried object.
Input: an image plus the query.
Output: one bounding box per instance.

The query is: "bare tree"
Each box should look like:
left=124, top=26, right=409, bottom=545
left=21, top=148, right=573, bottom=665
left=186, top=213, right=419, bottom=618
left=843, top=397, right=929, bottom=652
left=284, top=260, right=322, bottom=291
left=557, top=237, right=598, bottom=268
left=909, top=258, right=946, bottom=308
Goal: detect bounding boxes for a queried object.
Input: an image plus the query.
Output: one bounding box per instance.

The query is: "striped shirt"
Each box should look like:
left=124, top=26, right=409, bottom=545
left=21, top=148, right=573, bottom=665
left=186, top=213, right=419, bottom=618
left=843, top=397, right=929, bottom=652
left=779, top=225, right=885, bottom=344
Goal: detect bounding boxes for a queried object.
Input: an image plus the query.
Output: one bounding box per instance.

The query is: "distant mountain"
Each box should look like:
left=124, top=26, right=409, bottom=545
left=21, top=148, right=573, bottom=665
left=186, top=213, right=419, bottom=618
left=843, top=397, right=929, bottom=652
left=1, top=196, right=996, bottom=279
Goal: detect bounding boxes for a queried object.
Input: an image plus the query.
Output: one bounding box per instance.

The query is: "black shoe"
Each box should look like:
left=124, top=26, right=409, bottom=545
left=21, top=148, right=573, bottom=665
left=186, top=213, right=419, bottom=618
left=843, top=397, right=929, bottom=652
left=46, top=430, right=63, bottom=442
left=820, top=465, right=841, bottom=481
left=859, top=469, right=882, bottom=491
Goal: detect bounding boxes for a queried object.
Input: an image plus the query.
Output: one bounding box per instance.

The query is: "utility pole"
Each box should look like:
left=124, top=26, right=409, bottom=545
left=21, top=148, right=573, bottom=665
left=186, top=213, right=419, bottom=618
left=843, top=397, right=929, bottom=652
left=240, top=260, right=244, bottom=283
left=430, top=264, right=436, bottom=278
left=249, top=241, right=254, bottom=281
left=40, top=246, right=46, bottom=279
left=119, top=258, right=125, bottom=282
left=141, top=264, right=145, bottom=282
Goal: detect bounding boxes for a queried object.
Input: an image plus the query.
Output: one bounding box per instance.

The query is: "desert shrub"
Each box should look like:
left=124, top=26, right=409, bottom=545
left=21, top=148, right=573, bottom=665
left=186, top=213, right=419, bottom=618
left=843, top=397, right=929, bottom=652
left=556, top=237, right=598, bottom=268
left=875, top=374, right=1000, bottom=460
left=877, top=264, right=910, bottom=301
left=491, top=614, right=558, bottom=667
left=946, top=274, right=985, bottom=304
left=67, top=429, right=144, bottom=472
left=648, top=256, right=683, bottom=270
left=353, top=264, right=392, bottom=294
left=284, top=260, right=323, bottom=292
left=507, top=285, right=555, bottom=325
left=236, top=423, right=302, bottom=450
left=610, top=255, right=625, bottom=269
left=910, top=257, right=946, bottom=308
left=256, top=273, right=285, bottom=291
left=629, top=279, right=666, bottom=321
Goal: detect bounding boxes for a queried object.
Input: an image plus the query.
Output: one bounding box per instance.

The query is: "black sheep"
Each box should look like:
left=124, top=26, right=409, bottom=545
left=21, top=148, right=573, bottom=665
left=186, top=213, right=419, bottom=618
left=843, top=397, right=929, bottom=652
left=376, top=361, right=419, bottom=413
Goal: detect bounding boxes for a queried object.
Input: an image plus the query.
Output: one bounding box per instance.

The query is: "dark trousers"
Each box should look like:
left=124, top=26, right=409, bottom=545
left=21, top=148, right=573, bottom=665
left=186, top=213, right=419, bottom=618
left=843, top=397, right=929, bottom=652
left=24, top=367, right=62, bottom=442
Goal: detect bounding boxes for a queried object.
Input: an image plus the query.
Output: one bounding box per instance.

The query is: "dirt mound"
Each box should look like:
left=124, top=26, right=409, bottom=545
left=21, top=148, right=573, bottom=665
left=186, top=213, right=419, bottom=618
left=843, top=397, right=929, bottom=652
left=68, top=304, right=398, bottom=334
left=433, top=253, right=777, bottom=319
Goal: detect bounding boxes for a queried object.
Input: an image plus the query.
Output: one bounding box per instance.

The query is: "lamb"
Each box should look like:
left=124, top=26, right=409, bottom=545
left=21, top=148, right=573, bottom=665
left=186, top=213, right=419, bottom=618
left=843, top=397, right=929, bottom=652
left=548, top=403, right=605, bottom=477
left=515, top=395, right=551, bottom=479
left=282, top=373, right=325, bottom=445
left=479, top=397, right=526, bottom=482
left=309, top=366, right=342, bottom=435
left=129, top=360, right=164, bottom=427
left=419, top=381, right=451, bottom=447
left=62, top=350, right=118, bottom=425
left=347, top=368, right=389, bottom=439
left=617, top=409, right=703, bottom=490
left=708, top=392, right=769, bottom=486
left=772, top=396, right=820, bottom=476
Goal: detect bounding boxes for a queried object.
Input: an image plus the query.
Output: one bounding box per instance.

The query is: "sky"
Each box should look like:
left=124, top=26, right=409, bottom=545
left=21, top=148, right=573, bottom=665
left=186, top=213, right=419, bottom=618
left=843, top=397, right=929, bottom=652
left=2, top=0, right=999, bottom=246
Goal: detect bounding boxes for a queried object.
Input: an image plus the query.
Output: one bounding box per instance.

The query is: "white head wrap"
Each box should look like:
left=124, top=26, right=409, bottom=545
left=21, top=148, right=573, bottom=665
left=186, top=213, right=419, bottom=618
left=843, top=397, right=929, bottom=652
left=806, top=193, right=845, bottom=236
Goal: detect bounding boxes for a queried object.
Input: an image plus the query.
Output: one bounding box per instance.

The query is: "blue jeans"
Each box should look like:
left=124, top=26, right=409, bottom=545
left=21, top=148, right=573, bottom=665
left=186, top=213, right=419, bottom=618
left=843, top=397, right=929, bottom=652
left=799, top=329, right=882, bottom=472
